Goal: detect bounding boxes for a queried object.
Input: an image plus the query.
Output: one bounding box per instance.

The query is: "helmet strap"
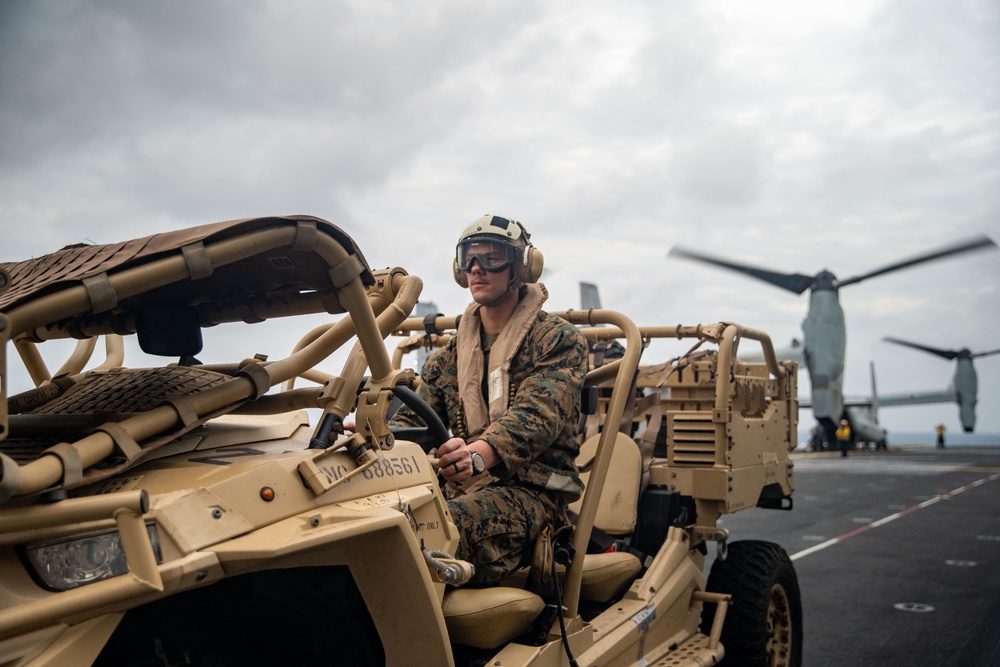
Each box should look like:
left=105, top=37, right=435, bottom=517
left=477, top=269, right=519, bottom=309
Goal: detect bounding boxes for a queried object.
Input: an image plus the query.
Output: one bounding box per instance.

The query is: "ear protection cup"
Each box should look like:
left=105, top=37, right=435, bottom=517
left=510, top=219, right=542, bottom=284
left=453, top=258, right=469, bottom=288
left=519, top=245, right=544, bottom=284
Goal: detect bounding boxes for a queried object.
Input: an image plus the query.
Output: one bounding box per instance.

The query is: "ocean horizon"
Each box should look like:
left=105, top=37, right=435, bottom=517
left=795, top=429, right=1000, bottom=449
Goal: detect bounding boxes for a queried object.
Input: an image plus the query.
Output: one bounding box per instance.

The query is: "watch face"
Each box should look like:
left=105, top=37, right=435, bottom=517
left=470, top=451, right=485, bottom=474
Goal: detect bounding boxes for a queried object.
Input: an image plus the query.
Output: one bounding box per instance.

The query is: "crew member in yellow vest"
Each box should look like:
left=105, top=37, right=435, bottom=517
left=935, top=423, right=947, bottom=449
left=835, top=419, right=852, bottom=458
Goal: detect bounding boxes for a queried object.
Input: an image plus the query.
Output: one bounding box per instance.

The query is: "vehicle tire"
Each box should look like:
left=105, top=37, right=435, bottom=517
left=701, top=540, right=802, bottom=667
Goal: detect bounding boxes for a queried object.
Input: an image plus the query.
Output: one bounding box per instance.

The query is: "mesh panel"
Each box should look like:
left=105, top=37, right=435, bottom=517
left=28, top=367, right=228, bottom=415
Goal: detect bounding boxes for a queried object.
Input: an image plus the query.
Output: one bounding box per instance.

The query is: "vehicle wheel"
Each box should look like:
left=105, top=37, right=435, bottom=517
left=701, top=540, right=802, bottom=667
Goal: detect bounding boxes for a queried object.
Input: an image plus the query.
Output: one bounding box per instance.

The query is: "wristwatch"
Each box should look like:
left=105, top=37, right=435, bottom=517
left=469, top=450, right=485, bottom=475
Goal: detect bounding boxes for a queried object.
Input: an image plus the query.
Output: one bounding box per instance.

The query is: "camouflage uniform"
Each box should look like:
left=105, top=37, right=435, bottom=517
left=393, top=296, right=588, bottom=586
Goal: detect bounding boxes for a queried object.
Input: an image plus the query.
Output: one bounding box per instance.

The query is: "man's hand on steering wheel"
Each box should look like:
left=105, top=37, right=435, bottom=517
left=438, top=438, right=497, bottom=483
left=437, top=437, right=475, bottom=483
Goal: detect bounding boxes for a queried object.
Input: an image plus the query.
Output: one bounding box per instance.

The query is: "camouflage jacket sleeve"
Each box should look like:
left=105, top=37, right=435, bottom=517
left=480, top=315, right=588, bottom=486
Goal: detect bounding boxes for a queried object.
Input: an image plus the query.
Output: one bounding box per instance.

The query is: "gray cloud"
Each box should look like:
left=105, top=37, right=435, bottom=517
left=1, top=0, right=998, bottom=435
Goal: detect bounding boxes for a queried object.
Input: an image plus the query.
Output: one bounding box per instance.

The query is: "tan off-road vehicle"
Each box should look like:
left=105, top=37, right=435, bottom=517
left=0, top=216, right=800, bottom=666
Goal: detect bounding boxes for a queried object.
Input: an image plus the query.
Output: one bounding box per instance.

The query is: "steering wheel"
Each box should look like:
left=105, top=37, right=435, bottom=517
left=389, top=385, right=450, bottom=453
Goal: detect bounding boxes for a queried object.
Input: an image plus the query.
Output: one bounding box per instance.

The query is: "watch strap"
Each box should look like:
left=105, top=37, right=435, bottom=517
left=469, top=450, right=485, bottom=475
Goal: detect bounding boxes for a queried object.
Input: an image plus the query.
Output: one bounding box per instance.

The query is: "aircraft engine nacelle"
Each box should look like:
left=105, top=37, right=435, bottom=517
left=954, top=358, right=977, bottom=432
left=844, top=407, right=887, bottom=446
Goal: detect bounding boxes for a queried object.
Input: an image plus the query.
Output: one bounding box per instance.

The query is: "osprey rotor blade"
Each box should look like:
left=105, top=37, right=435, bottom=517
left=882, top=336, right=958, bottom=360
left=668, top=246, right=815, bottom=295
left=838, top=234, right=997, bottom=288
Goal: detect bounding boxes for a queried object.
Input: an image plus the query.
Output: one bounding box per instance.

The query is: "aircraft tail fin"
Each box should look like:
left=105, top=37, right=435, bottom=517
left=580, top=281, right=601, bottom=310
left=869, top=361, right=879, bottom=419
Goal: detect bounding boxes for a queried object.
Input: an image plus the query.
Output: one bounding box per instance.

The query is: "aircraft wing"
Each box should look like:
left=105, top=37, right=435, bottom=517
left=801, top=389, right=956, bottom=416
left=741, top=343, right=804, bottom=365
left=799, top=397, right=874, bottom=410
left=876, top=389, right=956, bottom=407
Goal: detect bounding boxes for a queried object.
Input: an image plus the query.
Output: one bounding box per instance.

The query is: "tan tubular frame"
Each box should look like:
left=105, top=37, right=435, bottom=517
left=282, top=268, right=422, bottom=395
left=580, top=322, right=788, bottom=407
left=11, top=334, right=128, bottom=388
left=550, top=309, right=643, bottom=619
left=0, top=222, right=414, bottom=502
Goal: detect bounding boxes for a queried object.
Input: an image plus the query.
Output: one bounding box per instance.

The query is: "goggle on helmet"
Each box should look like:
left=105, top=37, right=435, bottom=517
left=456, top=238, right=524, bottom=273
left=453, top=215, right=542, bottom=287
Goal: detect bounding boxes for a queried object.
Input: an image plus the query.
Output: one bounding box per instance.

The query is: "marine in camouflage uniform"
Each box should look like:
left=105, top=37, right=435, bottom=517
left=391, top=216, right=588, bottom=586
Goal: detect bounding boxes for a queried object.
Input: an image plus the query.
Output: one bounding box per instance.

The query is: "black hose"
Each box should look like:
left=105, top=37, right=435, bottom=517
left=551, top=539, right=578, bottom=667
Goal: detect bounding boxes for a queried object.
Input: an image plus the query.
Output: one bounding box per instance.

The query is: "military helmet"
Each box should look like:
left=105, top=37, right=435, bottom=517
left=453, top=214, right=543, bottom=288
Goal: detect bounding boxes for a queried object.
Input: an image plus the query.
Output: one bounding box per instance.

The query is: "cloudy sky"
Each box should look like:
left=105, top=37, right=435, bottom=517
left=2, top=0, right=998, bottom=439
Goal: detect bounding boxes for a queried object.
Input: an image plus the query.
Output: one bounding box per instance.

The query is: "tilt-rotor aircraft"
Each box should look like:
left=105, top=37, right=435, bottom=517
left=668, top=235, right=997, bottom=445
left=879, top=337, right=1000, bottom=432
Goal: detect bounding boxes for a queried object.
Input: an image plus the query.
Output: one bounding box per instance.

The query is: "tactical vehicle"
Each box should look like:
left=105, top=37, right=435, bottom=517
left=0, top=216, right=800, bottom=666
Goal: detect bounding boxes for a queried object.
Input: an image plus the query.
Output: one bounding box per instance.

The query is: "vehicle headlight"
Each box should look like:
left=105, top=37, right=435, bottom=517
left=22, top=524, right=162, bottom=591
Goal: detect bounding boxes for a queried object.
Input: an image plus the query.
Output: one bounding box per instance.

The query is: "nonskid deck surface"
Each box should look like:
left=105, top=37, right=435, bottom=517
left=715, top=444, right=1000, bottom=667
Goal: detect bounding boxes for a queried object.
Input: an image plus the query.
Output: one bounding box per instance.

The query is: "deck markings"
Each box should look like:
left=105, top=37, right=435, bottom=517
left=791, top=472, right=1000, bottom=561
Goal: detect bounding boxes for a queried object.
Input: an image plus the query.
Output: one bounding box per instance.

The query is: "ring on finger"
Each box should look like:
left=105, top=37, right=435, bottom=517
left=452, top=461, right=460, bottom=473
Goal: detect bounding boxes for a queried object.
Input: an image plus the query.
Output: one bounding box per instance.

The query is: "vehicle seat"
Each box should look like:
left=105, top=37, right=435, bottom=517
left=566, top=550, right=643, bottom=602
left=441, top=586, right=545, bottom=649
left=570, top=431, right=644, bottom=600
left=440, top=551, right=643, bottom=649
left=572, top=431, right=642, bottom=537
